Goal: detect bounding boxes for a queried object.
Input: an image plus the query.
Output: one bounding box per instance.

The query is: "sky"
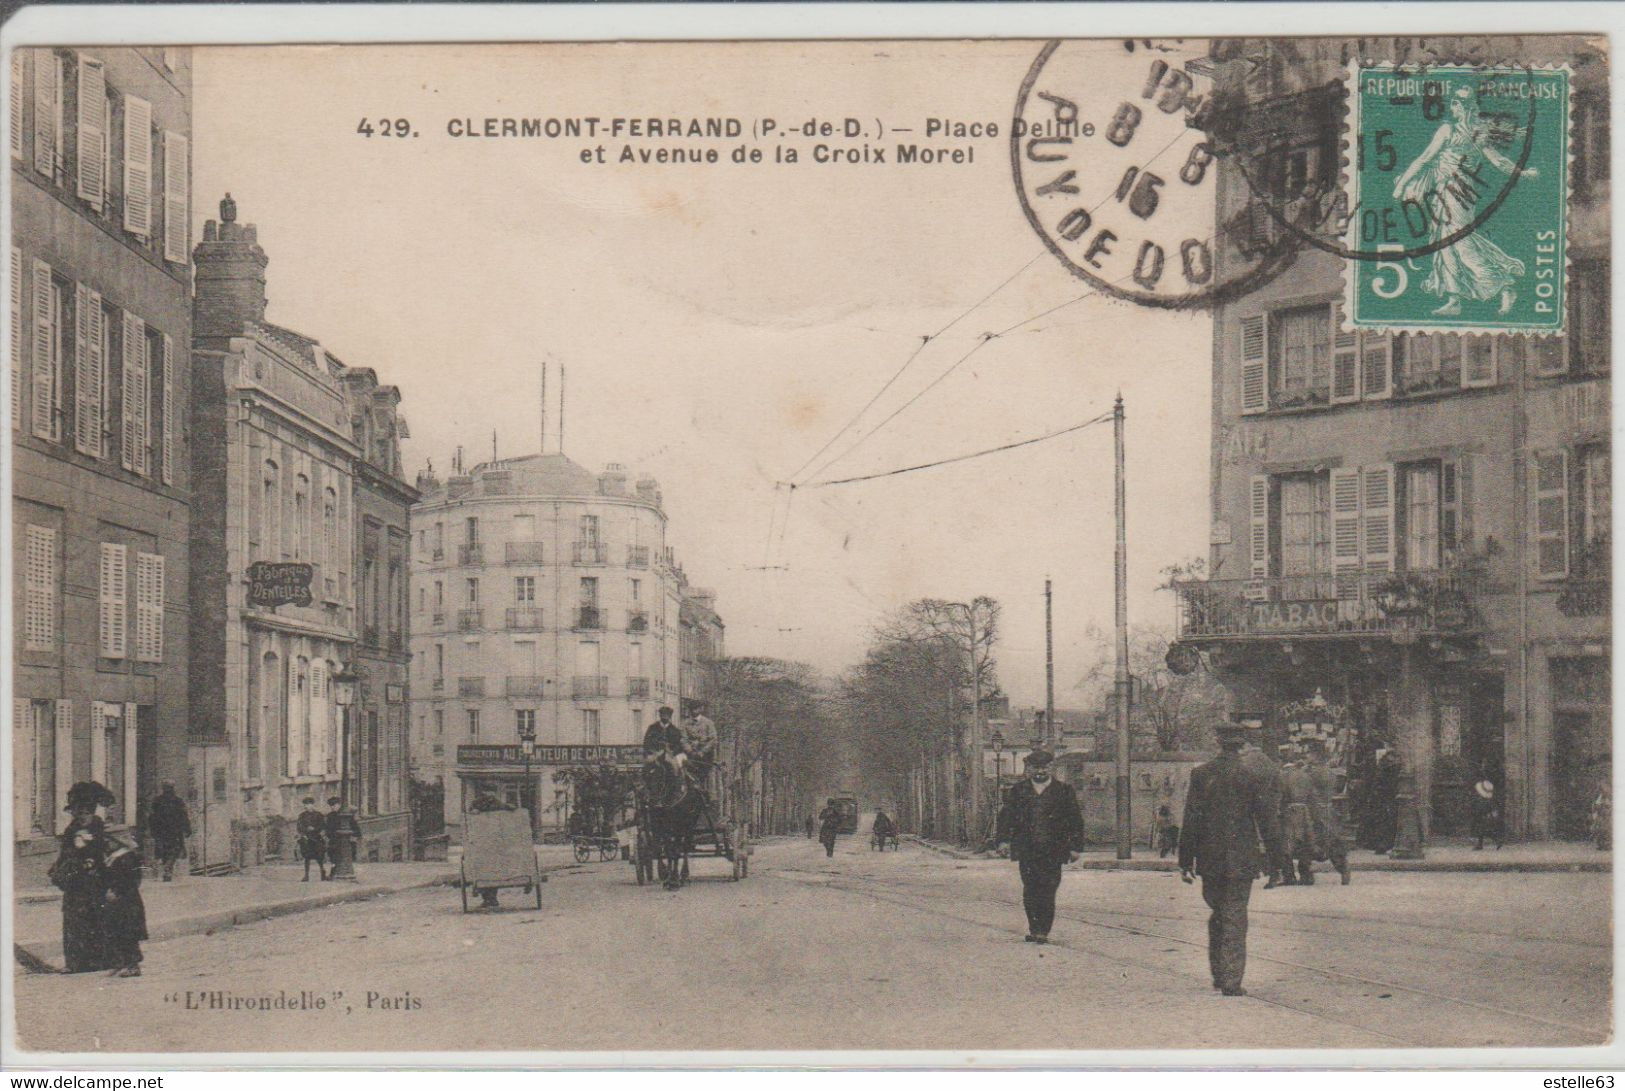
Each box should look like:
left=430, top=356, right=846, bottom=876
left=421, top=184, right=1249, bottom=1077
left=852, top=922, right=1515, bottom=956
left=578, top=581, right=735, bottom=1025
left=192, top=40, right=1215, bottom=709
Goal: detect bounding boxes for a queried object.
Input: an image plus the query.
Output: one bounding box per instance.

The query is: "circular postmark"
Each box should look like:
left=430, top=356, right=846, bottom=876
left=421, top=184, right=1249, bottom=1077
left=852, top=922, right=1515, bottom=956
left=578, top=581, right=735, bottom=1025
left=1010, top=39, right=1300, bottom=310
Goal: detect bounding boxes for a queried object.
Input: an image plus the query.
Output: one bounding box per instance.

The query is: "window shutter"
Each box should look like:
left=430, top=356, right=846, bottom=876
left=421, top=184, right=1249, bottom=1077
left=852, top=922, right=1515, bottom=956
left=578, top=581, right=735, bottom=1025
left=75, top=56, right=106, bottom=210
left=11, top=247, right=22, bottom=430
left=162, top=131, right=189, bottom=262
left=1534, top=449, right=1570, bottom=579
left=1360, top=464, right=1395, bottom=574
left=122, top=95, right=153, bottom=237
left=1361, top=331, right=1392, bottom=400
left=100, top=542, right=128, bottom=658
left=121, top=312, right=146, bottom=473
left=1531, top=336, right=1569, bottom=377
left=90, top=703, right=108, bottom=787
left=54, top=699, right=74, bottom=812
left=30, top=259, right=53, bottom=440
left=14, top=698, right=33, bottom=833
left=31, top=50, right=53, bottom=177
left=1239, top=314, right=1268, bottom=415
left=24, top=524, right=56, bottom=650
left=160, top=333, right=174, bottom=484
left=9, top=53, right=22, bottom=161
left=1248, top=475, right=1270, bottom=579
left=1331, top=301, right=1360, bottom=403
left=1330, top=467, right=1363, bottom=599
left=74, top=283, right=104, bottom=457
left=122, top=703, right=139, bottom=820
left=135, top=551, right=164, bottom=662
left=285, top=656, right=298, bottom=777
left=1462, top=336, right=1498, bottom=388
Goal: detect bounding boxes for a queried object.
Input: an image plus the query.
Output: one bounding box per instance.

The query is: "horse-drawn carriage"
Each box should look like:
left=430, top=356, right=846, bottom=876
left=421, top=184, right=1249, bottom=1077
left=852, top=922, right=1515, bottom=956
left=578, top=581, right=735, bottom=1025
left=630, top=758, right=750, bottom=889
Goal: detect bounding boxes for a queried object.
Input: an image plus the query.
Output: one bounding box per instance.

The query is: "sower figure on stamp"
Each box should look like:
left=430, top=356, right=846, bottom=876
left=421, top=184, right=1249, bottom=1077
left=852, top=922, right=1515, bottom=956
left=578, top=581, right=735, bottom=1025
left=998, top=749, right=1084, bottom=945
left=1179, top=722, right=1285, bottom=996
left=148, top=781, right=191, bottom=882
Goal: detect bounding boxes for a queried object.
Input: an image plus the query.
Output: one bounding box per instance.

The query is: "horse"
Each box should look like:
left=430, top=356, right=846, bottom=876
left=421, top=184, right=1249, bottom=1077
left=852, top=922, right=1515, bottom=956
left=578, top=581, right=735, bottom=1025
left=640, top=759, right=710, bottom=891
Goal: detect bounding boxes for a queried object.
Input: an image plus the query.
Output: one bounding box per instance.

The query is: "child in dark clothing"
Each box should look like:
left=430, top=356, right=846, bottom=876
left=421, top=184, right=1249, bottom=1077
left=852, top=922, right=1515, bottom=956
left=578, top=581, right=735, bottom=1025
left=102, top=834, right=149, bottom=977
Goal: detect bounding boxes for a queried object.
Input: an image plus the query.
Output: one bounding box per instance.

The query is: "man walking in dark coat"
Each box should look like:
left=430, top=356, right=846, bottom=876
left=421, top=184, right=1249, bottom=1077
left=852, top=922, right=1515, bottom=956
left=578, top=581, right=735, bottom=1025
left=149, top=782, right=191, bottom=881
left=1179, top=722, right=1285, bottom=996
left=998, top=749, right=1084, bottom=944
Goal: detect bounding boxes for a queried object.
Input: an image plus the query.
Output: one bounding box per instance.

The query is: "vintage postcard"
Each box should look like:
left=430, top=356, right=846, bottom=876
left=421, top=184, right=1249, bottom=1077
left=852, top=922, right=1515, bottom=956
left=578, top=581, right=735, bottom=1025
left=1, top=8, right=1616, bottom=1069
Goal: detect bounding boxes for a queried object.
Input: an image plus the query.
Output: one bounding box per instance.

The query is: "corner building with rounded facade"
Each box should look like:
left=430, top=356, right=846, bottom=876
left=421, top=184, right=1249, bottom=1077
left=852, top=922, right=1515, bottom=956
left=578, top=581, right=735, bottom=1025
left=410, top=454, right=685, bottom=837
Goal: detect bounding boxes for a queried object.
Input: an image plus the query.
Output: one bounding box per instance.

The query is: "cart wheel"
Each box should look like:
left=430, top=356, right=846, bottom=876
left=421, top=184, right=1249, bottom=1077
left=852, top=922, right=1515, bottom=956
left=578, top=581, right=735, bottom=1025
left=573, top=840, right=591, bottom=863
left=460, top=863, right=470, bottom=913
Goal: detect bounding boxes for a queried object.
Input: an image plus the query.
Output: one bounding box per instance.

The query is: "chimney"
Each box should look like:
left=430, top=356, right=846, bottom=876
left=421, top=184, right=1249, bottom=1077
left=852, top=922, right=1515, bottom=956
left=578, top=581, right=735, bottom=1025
left=635, top=475, right=660, bottom=504
left=599, top=463, right=628, bottom=496
left=193, top=193, right=269, bottom=338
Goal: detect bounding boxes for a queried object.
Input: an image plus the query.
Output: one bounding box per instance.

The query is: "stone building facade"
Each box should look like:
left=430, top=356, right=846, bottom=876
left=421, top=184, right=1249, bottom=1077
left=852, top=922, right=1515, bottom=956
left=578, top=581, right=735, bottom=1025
left=1171, top=36, right=1609, bottom=841
left=189, top=196, right=415, bottom=868
left=11, top=47, right=192, bottom=882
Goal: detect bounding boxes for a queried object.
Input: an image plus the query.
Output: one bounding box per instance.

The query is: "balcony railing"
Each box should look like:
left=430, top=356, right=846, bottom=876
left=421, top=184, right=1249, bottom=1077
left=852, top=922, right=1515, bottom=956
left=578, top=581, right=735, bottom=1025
left=457, top=607, right=484, bottom=631
left=626, top=545, right=650, bottom=568
left=431, top=676, right=445, bottom=692
left=573, top=541, right=606, bottom=565
left=506, top=540, right=546, bottom=563
left=572, top=674, right=609, bottom=699
left=458, top=676, right=486, bottom=698
left=506, top=607, right=545, bottom=630
left=506, top=675, right=548, bottom=697
left=575, top=606, right=604, bottom=630
left=628, top=677, right=651, bottom=699
left=362, top=624, right=380, bottom=648
left=431, top=547, right=444, bottom=562
left=627, top=610, right=648, bottom=633
left=458, top=543, right=484, bottom=565
left=431, top=609, right=445, bottom=627
left=1173, top=569, right=1483, bottom=641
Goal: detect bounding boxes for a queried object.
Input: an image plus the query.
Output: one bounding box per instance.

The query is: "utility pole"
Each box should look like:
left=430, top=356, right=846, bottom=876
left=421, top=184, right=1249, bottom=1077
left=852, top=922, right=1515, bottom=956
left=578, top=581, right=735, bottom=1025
left=1045, top=577, right=1056, bottom=750
left=1114, top=394, right=1132, bottom=860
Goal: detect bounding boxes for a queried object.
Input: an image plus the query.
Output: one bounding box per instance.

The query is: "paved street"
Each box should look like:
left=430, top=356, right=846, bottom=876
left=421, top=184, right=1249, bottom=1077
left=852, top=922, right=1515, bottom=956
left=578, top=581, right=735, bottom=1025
left=13, top=830, right=1610, bottom=1054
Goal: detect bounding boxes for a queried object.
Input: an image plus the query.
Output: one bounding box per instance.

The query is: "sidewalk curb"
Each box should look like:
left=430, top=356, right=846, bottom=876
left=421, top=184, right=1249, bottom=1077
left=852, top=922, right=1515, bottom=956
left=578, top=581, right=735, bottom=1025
left=13, top=860, right=583, bottom=973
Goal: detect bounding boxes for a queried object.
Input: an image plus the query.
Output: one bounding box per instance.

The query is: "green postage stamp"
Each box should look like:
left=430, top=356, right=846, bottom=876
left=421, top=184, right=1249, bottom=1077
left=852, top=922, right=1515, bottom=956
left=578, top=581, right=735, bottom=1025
left=1346, top=64, right=1570, bottom=334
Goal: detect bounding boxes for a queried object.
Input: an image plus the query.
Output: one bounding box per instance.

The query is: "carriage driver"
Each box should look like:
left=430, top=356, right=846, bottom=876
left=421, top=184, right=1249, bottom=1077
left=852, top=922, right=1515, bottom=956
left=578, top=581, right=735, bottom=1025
left=643, top=706, right=686, bottom=771
left=684, top=705, right=719, bottom=796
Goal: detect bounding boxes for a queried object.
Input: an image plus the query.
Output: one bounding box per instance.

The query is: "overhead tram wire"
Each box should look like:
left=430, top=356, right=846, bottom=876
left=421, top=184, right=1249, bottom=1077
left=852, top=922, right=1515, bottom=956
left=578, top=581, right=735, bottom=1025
left=796, top=412, right=1114, bottom=490
left=784, top=123, right=1199, bottom=490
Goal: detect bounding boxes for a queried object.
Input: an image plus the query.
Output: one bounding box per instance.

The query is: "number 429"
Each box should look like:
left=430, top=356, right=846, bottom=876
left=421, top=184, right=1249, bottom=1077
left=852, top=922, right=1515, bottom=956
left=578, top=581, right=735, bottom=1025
left=357, top=118, right=416, bottom=138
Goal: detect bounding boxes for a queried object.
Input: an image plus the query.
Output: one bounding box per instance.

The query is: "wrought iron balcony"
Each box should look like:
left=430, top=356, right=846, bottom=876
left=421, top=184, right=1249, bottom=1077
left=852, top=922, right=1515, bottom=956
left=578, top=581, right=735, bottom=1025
left=506, top=675, right=548, bottom=697
left=572, top=674, right=609, bottom=699
left=431, top=609, right=445, bottom=627
left=506, top=540, right=546, bottom=563
left=627, top=610, right=648, bottom=633
left=458, top=676, right=486, bottom=698
left=573, top=541, right=606, bottom=565
left=1172, top=569, right=1484, bottom=641
left=575, top=606, right=604, bottom=630
left=628, top=677, right=651, bottom=699
left=626, top=545, right=650, bottom=568
left=506, top=607, right=546, bottom=631
left=458, top=543, right=483, bottom=565
left=457, top=607, right=483, bottom=631
left=431, top=547, right=444, bottom=562
left=431, top=676, right=445, bottom=692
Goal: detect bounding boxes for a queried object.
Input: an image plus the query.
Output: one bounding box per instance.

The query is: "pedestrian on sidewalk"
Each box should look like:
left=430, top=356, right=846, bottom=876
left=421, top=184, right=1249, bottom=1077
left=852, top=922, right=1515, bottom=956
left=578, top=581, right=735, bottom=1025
left=1304, top=741, right=1351, bottom=885
left=1239, top=727, right=1289, bottom=887
left=997, top=749, right=1084, bottom=945
left=805, top=813, right=815, bottom=840
left=1280, top=751, right=1318, bottom=884
left=1179, top=722, right=1285, bottom=997
left=1155, top=804, right=1180, bottom=859
left=1370, top=748, right=1403, bottom=854
left=297, top=797, right=329, bottom=881
left=48, top=781, right=115, bottom=973
left=102, top=833, right=149, bottom=977
left=148, top=782, right=192, bottom=882
left=1471, top=775, right=1504, bottom=851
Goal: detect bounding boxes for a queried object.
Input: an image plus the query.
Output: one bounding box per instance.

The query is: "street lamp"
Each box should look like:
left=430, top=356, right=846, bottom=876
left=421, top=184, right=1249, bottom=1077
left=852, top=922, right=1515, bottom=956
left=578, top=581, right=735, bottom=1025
left=329, top=665, right=360, bottom=882
left=990, top=729, right=1006, bottom=802
left=517, top=718, right=537, bottom=836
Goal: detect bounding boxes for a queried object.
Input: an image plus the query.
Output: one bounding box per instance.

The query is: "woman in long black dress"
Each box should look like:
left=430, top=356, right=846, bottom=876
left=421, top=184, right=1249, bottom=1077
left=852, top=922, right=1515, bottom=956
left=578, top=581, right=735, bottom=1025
left=103, top=832, right=149, bottom=976
left=51, top=782, right=114, bottom=973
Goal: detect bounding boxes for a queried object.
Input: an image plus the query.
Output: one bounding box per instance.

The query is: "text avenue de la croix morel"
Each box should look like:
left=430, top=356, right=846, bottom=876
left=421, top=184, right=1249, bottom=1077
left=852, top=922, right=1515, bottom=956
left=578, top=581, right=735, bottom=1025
left=354, top=114, right=1088, bottom=166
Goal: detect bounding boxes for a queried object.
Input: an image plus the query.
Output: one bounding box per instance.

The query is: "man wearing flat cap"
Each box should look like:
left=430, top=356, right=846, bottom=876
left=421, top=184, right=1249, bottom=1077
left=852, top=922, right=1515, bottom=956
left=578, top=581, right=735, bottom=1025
left=998, top=748, right=1085, bottom=944
left=1179, top=721, right=1286, bottom=996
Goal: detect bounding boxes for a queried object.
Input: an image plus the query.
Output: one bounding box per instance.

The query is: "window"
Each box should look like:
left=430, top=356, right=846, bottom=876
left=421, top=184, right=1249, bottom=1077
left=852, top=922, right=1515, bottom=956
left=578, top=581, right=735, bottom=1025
left=581, top=709, right=601, bottom=745
left=418, top=587, right=427, bottom=612
left=1534, top=449, right=1569, bottom=580
left=1571, top=262, right=1610, bottom=376
left=73, top=283, right=106, bottom=458
left=512, top=513, right=535, bottom=540
left=630, top=578, right=641, bottom=603
left=465, top=709, right=478, bottom=739
left=122, top=94, right=153, bottom=238
left=515, top=576, right=535, bottom=604
left=75, top=56, right=106, bottom=211
left=433, top=522, right=444, bottom=555
left=1581, top=446, right=1611, bottom=550
left=465, top=517, right=479, bottom=546
left=1271, top=305, right=1330, bottom=407
left=261, top=461, right=280, bottom=554
left=1575, top=91, right=1610, bottom=196
left=579, top=514, right=599, bottom=545
left=466, top=577, right=480, bottom=604
left=1401, top=463, right=1441, bottom=571
left=433, top=580, right=443, bottom=608
left=434, top=643, right=445, bottom=682
left=28, top=261, right=62, bottom=442
left=293, top=474, right=309, bottom=559
left=24, top=524, right=58, bottom=651
left=515, top=709, right=536, bottom=738
left=1277, top=473, right=1329, bottom=579
left=579, top=577, right=598, bottom=606
left=1396, top=334, right=1456, bottom=394
left=323, top=488, right=338, bottom=570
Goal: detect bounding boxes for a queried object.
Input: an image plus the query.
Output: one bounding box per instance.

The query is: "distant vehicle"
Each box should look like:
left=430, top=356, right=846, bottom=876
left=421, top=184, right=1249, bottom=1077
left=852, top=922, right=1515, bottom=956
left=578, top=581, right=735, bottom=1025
left=830, top=793, right=860, bottom=835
